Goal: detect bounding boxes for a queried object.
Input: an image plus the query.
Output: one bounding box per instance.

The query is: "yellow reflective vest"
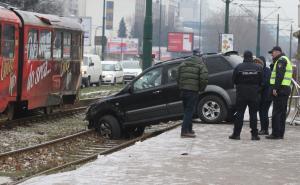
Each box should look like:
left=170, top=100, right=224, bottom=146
left=270, top=56, right=292, bottom=86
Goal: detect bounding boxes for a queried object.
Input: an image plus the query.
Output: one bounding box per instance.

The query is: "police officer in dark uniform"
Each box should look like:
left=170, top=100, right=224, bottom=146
left=266, top=46, right=292, bottom=139
left=229, top=51, right=263, bottom=140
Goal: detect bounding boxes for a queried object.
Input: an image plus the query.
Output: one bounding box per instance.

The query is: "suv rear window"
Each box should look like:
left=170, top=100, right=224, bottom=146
left=224, top=55, right=243, bottom=68
left=204, top=56, right=232, bottom=74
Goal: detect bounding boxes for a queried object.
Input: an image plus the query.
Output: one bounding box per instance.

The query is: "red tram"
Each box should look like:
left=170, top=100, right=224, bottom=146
left=0, top=6, right=83, bottom=119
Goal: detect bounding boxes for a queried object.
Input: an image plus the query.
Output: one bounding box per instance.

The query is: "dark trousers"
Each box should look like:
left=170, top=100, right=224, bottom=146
left=181, top=90, right=198, bottom=134
left=259, top=100, right=272, bottom=131
left=233, top=98, right=259, bottom=136
left=271, top=95, right=288, bottom=137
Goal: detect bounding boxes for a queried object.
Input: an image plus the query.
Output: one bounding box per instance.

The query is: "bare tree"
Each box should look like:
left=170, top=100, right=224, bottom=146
left=203, top=9, right=276, bottom=57
left=0, top=0, right=64, bottom=15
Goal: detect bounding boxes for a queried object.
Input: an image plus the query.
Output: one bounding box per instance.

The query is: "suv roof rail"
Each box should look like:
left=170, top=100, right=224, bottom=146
left=223, top=51, right=239, bottom=56
left=201, top=52, right=218, bottom=56
left=154, top=55, right=192, bottom=65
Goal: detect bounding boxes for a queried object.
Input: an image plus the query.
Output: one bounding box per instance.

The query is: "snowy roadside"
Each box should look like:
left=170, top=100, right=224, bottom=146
left=18, top=123, right=300, bottom=185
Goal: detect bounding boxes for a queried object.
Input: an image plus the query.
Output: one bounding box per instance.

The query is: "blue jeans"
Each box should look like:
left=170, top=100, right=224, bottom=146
left=259, top=100, right=272, bottom=131
left=181, top=90, right=199, bottom=134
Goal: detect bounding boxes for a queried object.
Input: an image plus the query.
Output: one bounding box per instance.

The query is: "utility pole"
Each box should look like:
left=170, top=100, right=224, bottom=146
left=101, top=0, right=106, bottom=61
left=224, top=0, right=230, bottom=33
left=256, top=0, right=261, bottom=57
left=289, top=24, right=293, bottom=59
left=199, top=0, right=202, bottom=50
left=158, top=0, right=162, bottom=60
left=142, top=0, right=153, bottom=70
left=276, top=14, right=279, bottom=46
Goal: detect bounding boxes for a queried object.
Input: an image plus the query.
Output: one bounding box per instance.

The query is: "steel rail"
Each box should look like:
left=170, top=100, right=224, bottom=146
left=0, top=97, right=100, bottom=128
left=0, top=130, right=93, bottom=159
left=11, top=122, right=181, bottom=185
left=0, top=107, right=87, bottom=128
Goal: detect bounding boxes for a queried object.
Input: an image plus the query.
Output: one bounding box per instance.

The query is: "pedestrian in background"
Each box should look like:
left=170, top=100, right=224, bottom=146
left=266, top=46, right=292, bottom=139
left=229, top=51, right=263, bottom=140
left=177, top=49, right=208, bottom=138
left=254, top=56, right=272, bottom=135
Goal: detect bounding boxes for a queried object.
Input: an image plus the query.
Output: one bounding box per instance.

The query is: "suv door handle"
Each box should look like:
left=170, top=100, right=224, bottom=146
left=153, top=90, right=161, bottom=95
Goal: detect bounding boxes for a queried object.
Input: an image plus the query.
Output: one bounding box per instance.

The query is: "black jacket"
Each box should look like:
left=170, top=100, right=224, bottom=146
left=270, top=54, right=291, bottom=96
left=260, top=58, right=272, bottom=102
left=233, top=58, right=263, bottom=101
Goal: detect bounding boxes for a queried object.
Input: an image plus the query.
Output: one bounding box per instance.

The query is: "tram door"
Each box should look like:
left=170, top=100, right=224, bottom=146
left=0, top=22, right=19, bottom=113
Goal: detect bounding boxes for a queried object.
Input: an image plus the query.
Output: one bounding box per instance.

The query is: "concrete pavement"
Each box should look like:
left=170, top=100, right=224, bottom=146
left=21, top=122, right=300, bottom=185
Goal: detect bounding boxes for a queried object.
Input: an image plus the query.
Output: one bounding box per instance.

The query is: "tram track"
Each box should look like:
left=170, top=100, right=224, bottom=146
left=0, top=121, right=180, bottom=185
left=0, top=97, right=101, bottom=129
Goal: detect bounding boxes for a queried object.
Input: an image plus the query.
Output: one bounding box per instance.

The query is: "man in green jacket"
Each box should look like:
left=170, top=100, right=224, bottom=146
left=177, top=50, right=208, bottom=138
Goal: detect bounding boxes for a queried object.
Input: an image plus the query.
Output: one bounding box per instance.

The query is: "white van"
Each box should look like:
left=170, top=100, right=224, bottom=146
left=101, top=61, right=124, bottom=85
left=121, top=60, right=142, bottom=83
left=81, top=54, right=102, bottom=87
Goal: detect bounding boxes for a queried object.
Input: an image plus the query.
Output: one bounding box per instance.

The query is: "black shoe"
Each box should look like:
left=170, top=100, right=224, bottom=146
left=229, top=134, right=240, bottom=140
left=251, top=135, right=260, bottom=140
left=189, top=130, right=195, bottom=134
left=265, top=135, right=282, bottom=139
left=181, top=133, right=196, bottom=138
left=258, top=130, right=269, bottom=135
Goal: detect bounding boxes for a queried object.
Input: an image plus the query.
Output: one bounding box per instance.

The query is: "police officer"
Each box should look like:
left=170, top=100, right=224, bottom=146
left=229, top=51, right=263, bottom=140
left=266, top=46, right=292, bottom=139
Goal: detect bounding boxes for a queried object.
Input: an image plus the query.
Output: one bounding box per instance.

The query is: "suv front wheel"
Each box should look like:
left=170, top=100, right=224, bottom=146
left=198, top=95, right=227, bottom=123
left=96, top=115, right=121, bottom=139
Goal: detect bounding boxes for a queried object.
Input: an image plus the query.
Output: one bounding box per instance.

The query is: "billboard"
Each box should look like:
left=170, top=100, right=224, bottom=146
left=107, top=38, right=139, bottom=55
left=220, top=34, right=234, bottom=53
left=80, top=17, right=92, bottom=46
left=167, top=32, right=194, bottom=52
left=106, top=1, right=114, bottom=30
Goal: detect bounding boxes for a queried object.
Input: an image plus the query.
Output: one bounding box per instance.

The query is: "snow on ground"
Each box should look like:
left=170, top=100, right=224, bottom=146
left=0, top=176, right=12, bottom=184
left=20, top=123, right=300, bottom=185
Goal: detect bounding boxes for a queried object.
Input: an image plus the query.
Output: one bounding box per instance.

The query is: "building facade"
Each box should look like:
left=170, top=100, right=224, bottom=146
left=77, top=0, right=182, bottom=54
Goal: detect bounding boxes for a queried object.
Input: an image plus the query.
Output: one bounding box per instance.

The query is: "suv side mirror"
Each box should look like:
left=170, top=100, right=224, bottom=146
left=122, top=84, right=133, bottom=94
left=89, top=62, right=94, bottom=67
left=128, top=84, right=134, bottom=94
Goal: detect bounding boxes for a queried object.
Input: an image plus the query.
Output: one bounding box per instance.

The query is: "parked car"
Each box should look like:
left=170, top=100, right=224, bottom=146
left=81, top=54, right=102, bottom=87
left=121, top=60, right=142, bottom=83
left=85, top=51, right=242, bottom=139
left=101, top=61, right=124, bottom=85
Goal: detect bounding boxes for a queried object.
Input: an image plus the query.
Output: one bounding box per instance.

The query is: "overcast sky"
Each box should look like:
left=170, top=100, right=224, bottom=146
left=206, top=0, right=299, bottom=31
left=277, top=0, right=298, bottom=26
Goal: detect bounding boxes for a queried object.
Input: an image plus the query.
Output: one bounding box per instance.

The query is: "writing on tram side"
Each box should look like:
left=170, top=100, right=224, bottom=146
left=61, top=61, right=70, bottom=75
left=27, top=61, right=51, bottom=91
left=0, top=59, right=17, bottom=96
left=0, top=59, right=14, bottom=81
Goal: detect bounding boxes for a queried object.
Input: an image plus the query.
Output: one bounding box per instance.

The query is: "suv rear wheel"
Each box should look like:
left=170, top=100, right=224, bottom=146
left=198, top=95, right=227, bottom=123
left=123, top=126, right=145, bottom=138
left=96, top=115, right=121, bottom=139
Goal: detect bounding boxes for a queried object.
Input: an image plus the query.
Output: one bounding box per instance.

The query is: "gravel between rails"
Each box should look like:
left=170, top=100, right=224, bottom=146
left=0, top=113, right=88, bottom=154
left=0, top=88, right=121, bottom=154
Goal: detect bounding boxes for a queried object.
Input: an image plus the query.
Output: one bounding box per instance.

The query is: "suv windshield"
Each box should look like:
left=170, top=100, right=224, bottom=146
left=102, top=64, right=115, bottom=71
left=224, top=55, right=243, bottom=68
left=122, top=61, right=140, bottom=69
left=83, top=57, right=89, bottom=66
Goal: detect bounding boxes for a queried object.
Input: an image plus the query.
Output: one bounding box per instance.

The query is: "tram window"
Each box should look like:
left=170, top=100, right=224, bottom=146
left=63, top=32, right=71, bottom=59
left=27, top=29, right=38, bottom=59
left=53, top=31, right=62, bottom=59
left=2, top=24, right=15, bottom=58
left=71, top=33, right=81, bottom=60
left=39, top=30, right=51, bottom=60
